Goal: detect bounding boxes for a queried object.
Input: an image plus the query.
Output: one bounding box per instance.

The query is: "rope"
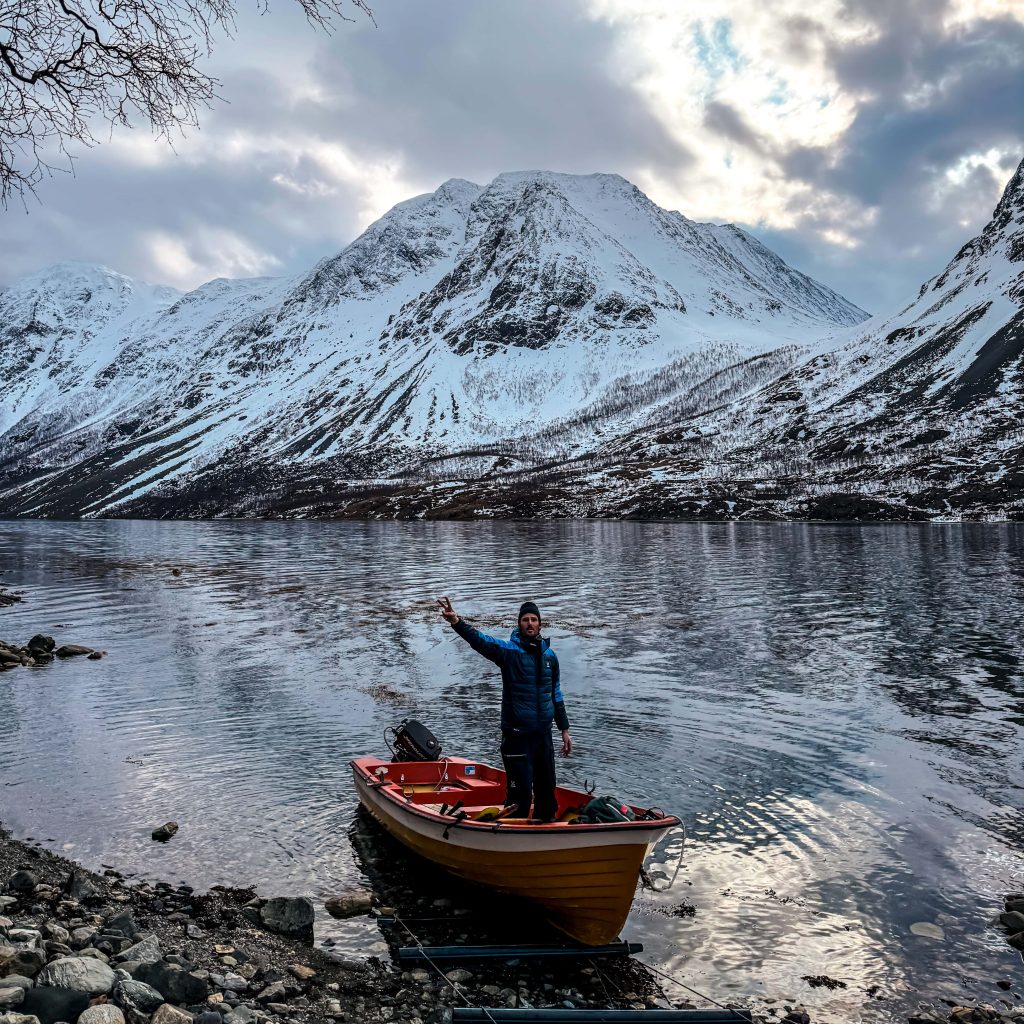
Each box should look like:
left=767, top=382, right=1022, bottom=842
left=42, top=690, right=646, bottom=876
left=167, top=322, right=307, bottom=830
left=390, top=912, right=500, bottom=1024
left=432, top=757, right=453, bottom=791
left=641, top=960, right=743, bottom=1016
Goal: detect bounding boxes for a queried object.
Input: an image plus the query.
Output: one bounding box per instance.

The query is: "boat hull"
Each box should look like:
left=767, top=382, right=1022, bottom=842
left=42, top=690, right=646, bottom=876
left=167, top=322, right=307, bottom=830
left=352, top=758, right=679, bottom=945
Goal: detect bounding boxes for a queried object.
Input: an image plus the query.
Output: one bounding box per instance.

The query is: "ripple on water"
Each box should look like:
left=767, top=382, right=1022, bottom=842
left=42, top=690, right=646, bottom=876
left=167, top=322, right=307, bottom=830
left=1, top=520, right=1022, bottom=1021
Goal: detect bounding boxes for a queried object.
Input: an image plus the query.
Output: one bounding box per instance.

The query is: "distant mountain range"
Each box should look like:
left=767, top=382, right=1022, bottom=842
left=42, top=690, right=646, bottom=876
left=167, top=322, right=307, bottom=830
left=1, top=162, right=1021, bottom=521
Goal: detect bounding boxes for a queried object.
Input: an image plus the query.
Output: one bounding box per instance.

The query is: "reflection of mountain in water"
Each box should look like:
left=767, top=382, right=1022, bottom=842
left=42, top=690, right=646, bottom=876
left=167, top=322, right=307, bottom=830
left=0, top=520, right=1022, bottom=1016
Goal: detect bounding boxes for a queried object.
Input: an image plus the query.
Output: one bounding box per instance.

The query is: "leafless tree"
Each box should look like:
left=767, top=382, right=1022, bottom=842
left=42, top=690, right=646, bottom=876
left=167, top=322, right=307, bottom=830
left=0, top=0, right=371, bottom=206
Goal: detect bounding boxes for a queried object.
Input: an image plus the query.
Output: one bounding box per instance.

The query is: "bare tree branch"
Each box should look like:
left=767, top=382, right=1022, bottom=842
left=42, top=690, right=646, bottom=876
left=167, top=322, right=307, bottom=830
left=0, top=0, right=372, bottom=206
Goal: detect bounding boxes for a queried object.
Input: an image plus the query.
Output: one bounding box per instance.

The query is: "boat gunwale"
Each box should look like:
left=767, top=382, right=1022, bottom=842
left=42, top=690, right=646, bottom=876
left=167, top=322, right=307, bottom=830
left=351, top=757, right=682, bottom=837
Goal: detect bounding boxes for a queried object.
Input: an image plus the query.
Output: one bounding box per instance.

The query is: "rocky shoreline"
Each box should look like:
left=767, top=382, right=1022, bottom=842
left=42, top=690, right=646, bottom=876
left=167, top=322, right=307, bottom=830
left=0, top=825, right=684, bottom=1024
left=2, top=826, right=1022, bottom=1024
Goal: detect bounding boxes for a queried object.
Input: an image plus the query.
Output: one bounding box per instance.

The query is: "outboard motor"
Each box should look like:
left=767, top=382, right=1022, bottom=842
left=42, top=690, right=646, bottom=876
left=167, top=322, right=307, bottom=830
left=388, top=719, right=443, bottom=762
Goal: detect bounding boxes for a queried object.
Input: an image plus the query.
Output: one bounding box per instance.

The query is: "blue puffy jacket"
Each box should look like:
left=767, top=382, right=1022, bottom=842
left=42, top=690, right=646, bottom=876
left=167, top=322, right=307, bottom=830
left=452, top=620, right=570, bottom=734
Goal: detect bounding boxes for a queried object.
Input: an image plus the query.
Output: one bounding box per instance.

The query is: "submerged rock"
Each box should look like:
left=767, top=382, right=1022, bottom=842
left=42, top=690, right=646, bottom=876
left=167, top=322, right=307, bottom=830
left=324, top=893, right=373, bottom=920
left=54, top=645, right=94, bottom=658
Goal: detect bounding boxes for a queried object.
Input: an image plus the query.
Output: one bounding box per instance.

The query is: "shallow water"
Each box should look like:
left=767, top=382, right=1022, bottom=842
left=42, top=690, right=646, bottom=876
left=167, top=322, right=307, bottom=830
left=1, top=520, right=1022, bottom=1021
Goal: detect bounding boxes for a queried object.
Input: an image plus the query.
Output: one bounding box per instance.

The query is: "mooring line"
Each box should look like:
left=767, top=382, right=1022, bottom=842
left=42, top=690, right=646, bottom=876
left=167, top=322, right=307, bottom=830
left=391, top=911, right=500, bottom=1024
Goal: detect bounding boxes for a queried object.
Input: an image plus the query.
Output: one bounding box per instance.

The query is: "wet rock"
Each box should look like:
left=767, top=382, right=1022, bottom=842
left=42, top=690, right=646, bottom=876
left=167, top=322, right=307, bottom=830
left=1, top=951, right=46, bottom=979
left=0, top=1014, right=41, bottom=1024
left=323, top=893, right=373, bottom=920
left=54, top=645, right=94, bottom=658
left=0, top=990, right=24, bottom=1010
left=802, top=975, right=846, bottom=990
left=999, top=910, right=1024, bottom=932
left=195, top=1013, right=221, bottom=1024
left=151, top=824, right=179, bottom=843
left=64, top=871, right=100, bottom=904
left=104, top=914, right=140, bottom=942
left=113, top=978, right=164, bottom=1024
left=39, top=925, right=67, bottom=945
left=150, top=1005, right=194, bottom=1024
left=134, top=962, right=207, bottom=1005
left=257, top=898, right=313, bottom=938
left=255, top=982, right=285, bottom=1003
left=113, top=937, right=161, bottom=965
left=26, top=637, right=54, bottom=656
left=19, top=985, right=90, bottom=1024
left=1008, top=931, right=1024, bottom=951
left=78, top=1005, right=126, bottom=1024
left=5, top=875, right=36, bottom=897
left=1004, top=898, right=1024, bottom=914
left=70, top=927, right=98, bottom=950
left=37, top=956, right=115, bottom=995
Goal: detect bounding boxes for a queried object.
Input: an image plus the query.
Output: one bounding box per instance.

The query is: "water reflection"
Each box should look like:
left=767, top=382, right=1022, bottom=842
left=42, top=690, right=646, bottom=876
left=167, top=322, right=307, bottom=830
left=1, top=521, right=1022, bottom=1022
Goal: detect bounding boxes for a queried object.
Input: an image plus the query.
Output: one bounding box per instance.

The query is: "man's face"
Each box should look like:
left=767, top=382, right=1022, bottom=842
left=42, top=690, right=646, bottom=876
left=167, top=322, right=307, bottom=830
left=519, top=613, right=541, bottom=639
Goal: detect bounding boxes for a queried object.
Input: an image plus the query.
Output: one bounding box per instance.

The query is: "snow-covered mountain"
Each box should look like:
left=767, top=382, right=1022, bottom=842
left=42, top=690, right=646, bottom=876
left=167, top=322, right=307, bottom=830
left=0, top=163, right=1019, bottom=521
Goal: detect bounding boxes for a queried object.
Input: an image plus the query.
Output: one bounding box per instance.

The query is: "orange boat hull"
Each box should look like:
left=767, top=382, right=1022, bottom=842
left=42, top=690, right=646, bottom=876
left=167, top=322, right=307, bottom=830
left=352, top=756, right=681, bottom=945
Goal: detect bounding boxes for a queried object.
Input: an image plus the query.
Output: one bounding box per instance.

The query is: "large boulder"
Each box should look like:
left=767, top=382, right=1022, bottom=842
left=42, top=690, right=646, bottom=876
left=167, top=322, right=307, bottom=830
left=258, top=897, right=314, bottom=937
left=133, top=962, right=206, bottom=1005
left=19, top=986, right=90, bottom=1024
left=36, top=957, right=115, bottom=995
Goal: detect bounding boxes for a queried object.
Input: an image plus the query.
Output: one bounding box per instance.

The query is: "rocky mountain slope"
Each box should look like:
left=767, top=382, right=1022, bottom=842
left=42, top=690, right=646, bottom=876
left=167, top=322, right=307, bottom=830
left=0, top=163, right=1020, bottom=521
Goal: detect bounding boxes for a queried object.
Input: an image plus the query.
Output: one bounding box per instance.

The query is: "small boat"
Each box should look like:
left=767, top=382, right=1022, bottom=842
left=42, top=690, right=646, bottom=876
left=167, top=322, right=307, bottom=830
left=351, top=754, right=682, bottom=946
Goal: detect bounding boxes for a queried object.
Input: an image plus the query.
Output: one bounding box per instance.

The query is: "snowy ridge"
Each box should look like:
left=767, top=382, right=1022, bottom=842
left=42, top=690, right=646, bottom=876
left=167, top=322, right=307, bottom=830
left=0, top=162, right=1020, bottom=521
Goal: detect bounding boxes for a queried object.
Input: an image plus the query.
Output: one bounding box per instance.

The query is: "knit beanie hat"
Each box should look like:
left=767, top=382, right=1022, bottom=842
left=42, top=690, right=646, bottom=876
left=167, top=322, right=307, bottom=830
left=518, top=601, right=541, bottom=623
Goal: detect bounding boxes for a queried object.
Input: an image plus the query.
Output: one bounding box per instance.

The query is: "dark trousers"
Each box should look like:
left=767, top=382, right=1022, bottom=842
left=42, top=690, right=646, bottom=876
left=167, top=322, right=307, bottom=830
left=501, top=729, right=558, bottom=821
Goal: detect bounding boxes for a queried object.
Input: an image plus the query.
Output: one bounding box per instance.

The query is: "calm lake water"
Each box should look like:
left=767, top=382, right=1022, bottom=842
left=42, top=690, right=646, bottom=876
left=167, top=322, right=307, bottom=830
left=1, top=521, right=1022, bottom=1020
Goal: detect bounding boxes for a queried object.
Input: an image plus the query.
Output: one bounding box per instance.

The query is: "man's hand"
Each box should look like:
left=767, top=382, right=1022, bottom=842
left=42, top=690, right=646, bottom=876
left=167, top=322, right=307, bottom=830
left=436, top=596, right=459, bottom=625
left=560, top=730, right=573, bottom=757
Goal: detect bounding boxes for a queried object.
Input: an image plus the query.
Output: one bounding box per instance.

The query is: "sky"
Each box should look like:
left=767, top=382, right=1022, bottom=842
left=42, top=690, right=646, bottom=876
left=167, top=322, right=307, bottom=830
left=1, top=0, right=1022, bottom=314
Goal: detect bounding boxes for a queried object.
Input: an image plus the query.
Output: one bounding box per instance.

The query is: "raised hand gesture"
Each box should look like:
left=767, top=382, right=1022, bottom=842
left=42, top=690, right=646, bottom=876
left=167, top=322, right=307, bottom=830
left=436, top=596, right=459, bottom=625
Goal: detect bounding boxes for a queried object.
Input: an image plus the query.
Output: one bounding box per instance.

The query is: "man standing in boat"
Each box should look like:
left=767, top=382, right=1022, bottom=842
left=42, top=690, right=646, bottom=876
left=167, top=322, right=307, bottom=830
left=436, top=597, right=572, bottom=822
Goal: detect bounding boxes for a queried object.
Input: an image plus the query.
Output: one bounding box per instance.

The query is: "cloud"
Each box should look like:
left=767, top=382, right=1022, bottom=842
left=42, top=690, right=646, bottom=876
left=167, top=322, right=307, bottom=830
left=0, top=0, right=1021, bottom=317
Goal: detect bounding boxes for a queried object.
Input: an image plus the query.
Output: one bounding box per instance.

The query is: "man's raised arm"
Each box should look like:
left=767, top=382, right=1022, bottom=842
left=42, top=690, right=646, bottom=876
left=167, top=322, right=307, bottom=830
left=436, top=596, right=514, bottom=666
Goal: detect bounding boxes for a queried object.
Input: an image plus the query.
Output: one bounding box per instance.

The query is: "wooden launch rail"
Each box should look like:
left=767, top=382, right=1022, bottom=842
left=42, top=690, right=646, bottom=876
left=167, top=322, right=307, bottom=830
left=453, top=1010, right=754, bottom=1022
left=398, top=941, right=643, bottom=962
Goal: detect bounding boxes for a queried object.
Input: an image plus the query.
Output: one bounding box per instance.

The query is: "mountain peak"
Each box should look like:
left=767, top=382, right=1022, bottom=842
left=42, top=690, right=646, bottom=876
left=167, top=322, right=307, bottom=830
left=991, top=156, right=1024, bottom=231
